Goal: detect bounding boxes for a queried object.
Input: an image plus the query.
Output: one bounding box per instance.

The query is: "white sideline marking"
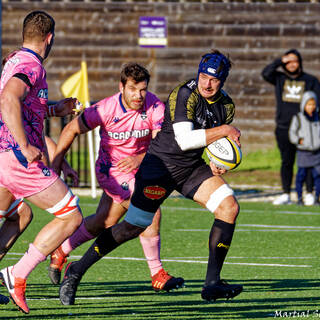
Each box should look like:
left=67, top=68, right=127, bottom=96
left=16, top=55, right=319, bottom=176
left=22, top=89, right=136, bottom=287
left=27, top=297, right=112, bottom=301
left=239, top=224, right=320, bottom=229
left=176, top=223, right=320, bottom=232
left=5, top=252, right=311, bottom=268
left=161, top=206, right=320, bottom=216
left=83, top=203, right=320, bottom=215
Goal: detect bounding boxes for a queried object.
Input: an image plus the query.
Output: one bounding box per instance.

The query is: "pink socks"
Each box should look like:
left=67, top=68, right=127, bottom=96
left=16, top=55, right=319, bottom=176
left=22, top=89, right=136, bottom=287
left=12, top=243, right=46, bottom=279
left=139, top=235, right=162, bottom=276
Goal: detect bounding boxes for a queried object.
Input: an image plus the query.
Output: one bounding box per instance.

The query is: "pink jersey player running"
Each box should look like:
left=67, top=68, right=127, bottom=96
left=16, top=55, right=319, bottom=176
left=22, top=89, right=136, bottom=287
left=50, top=63, right=184, bottom=305
left=0, top=11, right=83, bottom=314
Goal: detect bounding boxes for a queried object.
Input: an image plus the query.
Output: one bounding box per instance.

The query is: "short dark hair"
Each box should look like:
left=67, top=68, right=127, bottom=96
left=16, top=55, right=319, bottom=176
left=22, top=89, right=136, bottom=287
left=120, top=63, right=150, bottom=86
left=23, top=11, right=55, bottom=42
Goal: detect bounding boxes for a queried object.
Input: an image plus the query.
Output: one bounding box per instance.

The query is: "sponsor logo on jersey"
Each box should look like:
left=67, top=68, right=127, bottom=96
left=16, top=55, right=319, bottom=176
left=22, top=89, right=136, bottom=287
left=206, top=109, right=213, bottom=117
left=37, top=88, right=48, bottom=99
left=143, top=186, right=166, bottom=200
left=113, top=117, right=120, bottom=123
left=141, top=111, right=147, bottom=120
left=42, top=167, right=51, bottom=176
left=187, top=80, right=196, bottom=89
left=107, top=128, right=150, bottom=140
left=121, top=182, right=129, bottom=190
left=217, top=242, right=230, bottom=250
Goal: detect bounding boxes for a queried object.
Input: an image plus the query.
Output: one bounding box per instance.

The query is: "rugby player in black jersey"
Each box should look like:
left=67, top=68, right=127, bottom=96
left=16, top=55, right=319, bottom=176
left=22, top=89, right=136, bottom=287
left=59, top=50, right=243, bottom=304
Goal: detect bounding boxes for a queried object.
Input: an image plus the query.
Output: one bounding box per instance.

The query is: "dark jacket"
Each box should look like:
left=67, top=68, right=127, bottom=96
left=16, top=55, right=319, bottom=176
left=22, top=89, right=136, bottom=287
left=262, top=50, right=320, bottom=130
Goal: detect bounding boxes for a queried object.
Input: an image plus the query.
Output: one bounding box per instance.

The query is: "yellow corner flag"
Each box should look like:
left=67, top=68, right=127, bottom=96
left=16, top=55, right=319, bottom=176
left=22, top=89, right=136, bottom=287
left=61, top=61, right=90, bottom=107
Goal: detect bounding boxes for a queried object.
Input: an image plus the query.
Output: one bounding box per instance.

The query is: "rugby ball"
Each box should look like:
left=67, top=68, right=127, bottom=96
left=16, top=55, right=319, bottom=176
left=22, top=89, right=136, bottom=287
left=205, top=137, right=242, bottom=170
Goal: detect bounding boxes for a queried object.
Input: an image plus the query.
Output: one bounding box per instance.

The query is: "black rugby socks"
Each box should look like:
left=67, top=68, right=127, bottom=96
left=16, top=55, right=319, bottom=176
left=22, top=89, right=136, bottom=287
left=71, top=227, right=119, bottom=276
left=205, top=219, right=235, bottom=286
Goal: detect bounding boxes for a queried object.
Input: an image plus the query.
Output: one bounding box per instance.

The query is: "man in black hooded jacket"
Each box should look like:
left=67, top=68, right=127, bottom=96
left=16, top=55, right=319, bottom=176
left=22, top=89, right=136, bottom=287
left=262, top=49, right=320, bottom=205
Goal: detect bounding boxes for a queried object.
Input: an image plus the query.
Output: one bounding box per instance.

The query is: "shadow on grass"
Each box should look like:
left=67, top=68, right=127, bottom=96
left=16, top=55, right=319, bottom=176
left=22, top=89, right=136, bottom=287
left=2, top=278, right=319, bottom=319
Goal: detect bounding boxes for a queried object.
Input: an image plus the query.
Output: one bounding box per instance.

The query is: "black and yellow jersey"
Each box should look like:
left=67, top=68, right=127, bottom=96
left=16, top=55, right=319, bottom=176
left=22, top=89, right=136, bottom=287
left=149, top=78, right=235, bottom=167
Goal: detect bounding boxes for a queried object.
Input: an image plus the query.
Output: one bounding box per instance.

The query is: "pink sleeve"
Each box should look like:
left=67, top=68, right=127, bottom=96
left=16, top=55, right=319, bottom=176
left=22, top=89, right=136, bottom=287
left=151, top=100, right=165, bottom=130
left=13, top=62, right=42, bottom=87
left=82, top=102, right=105, bottom=129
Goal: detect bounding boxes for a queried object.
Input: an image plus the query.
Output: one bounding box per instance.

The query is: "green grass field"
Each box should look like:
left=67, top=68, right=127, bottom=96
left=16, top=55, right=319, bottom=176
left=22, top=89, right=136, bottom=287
left=1, top=195, right=320, bottom=319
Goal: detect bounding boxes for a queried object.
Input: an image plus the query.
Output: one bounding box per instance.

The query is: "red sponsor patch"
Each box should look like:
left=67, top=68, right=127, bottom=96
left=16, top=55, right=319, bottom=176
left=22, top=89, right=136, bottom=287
left=143, top=186, right=166, bottom=200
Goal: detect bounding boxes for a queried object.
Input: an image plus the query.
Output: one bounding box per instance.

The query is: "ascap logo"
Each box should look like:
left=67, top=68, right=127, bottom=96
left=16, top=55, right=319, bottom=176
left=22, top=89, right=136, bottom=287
left=217, top=242, right=230, bottom=250
left=143, top=186, right=166, bottom=200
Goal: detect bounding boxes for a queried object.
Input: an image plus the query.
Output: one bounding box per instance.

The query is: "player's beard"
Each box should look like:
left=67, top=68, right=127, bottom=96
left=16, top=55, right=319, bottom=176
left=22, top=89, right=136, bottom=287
left=123, top=93, right=144, bottom=110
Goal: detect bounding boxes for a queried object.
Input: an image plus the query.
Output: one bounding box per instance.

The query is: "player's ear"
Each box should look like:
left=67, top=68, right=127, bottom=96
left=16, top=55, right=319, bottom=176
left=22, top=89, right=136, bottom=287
left=119, top=82, right=124, bottom=93
left=46, top=32, right=54, bottom=46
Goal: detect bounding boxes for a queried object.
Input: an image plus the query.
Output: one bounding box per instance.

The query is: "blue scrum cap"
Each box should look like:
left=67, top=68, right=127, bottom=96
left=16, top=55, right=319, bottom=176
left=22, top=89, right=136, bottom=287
left=198, top=52, right=231, bottom=87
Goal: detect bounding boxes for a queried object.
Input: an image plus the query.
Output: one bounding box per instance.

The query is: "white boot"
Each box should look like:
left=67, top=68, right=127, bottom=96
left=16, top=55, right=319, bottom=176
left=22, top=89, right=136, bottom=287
left=304, top=193, right=315, bottom=206
left=273, top=193, right=291, bottom=205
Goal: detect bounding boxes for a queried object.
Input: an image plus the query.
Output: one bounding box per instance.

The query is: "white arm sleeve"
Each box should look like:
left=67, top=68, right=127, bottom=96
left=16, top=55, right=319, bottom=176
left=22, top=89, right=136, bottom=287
left=173, top=121, right=207, bottom=151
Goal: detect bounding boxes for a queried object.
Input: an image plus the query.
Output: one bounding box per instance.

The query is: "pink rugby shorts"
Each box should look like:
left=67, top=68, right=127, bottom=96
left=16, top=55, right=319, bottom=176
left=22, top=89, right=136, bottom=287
left=0, top=150, right=59, bottom=199
left=96, top=165, right=135, bottom=204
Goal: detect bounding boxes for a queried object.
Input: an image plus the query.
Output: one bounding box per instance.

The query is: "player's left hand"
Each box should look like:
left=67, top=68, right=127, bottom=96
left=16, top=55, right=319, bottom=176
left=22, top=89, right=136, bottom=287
left=210, top=161, right=227, bottom=176
left=61, top=161, right=79, bottom=187
left=55, top=98, right=83, bottom=117
left=117, top=156, right=142, bottom=173
left=226, top=126, right=241, bottom=147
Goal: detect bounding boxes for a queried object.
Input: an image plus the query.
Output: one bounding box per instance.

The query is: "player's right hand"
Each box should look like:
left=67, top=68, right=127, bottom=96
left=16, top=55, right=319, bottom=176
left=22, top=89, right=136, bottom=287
left=20, top=144, right=42, bottom=163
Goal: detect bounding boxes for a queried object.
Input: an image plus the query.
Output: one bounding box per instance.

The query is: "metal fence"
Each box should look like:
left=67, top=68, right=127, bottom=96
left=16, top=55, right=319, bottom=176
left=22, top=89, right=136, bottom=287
left=46, top=101, right=92, bottom=188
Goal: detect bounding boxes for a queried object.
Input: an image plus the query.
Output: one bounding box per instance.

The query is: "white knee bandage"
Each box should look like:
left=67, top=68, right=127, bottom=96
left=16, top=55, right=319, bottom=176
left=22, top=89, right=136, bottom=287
left=46, top=191, right=79, bottom=217
left=0, top=199, right=24, bottom=220
left=206, top=184, right=234, bottom=213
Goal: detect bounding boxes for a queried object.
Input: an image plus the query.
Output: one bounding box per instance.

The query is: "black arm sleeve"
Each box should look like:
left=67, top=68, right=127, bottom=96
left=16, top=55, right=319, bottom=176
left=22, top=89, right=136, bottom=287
left=12, top=73, right=32, bottom=88
left=80, top=112, right=91, bottom=130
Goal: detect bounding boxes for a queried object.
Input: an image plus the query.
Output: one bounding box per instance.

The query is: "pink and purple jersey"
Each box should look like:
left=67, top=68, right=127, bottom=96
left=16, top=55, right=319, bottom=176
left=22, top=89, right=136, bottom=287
left=0, top=48, right=48, bottom=158
left=83, top=91, right=164, bottom=202
left=0, top=49, right=59, bottom=198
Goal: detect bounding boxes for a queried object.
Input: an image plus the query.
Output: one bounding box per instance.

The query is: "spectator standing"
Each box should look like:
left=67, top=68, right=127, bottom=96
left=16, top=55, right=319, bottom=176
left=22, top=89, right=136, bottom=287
left=289, top=91, right=320, bottom=205
left=262, top=49, right=320, bottom=205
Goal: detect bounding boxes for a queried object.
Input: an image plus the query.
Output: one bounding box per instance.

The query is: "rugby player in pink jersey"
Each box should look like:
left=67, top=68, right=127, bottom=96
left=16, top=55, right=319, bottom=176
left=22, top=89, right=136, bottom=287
left=0, top=11, right=83, bottom=314
left=50, top=63, right=184, bottom=305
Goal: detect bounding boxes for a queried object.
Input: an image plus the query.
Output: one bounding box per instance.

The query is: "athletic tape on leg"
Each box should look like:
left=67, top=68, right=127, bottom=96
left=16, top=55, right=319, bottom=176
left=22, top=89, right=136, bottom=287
left=124, top=204, right=155, bottom=228
left=206, top=184, right=234, bottom=213
left=0, top=198, right=24, bottom=219
left=46, top=191, right=79, bottom=217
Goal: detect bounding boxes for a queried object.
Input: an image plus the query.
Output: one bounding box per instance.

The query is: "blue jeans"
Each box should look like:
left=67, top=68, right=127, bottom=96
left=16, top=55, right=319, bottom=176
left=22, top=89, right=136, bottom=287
left=296, top=167, right=320, bottom=201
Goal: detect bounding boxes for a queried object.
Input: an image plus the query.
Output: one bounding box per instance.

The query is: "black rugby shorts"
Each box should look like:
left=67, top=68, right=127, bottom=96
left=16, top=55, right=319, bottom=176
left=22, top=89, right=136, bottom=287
left=131, top=153, right=213, bottom=213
